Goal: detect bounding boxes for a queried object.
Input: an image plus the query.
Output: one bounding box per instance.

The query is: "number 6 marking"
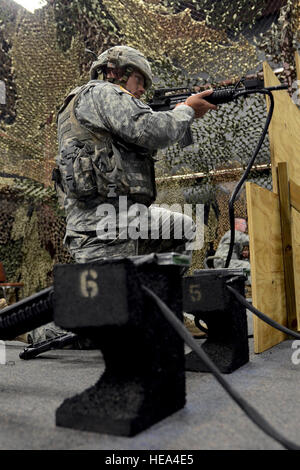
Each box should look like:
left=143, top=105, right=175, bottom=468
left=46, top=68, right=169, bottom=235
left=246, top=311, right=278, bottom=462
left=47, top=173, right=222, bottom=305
left=80, top=269, right=99, bottom=298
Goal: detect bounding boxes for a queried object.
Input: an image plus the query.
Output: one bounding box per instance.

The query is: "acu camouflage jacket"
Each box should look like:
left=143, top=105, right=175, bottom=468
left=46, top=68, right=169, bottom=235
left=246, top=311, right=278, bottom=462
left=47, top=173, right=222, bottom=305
left=55, top=80, right=195, bottom=233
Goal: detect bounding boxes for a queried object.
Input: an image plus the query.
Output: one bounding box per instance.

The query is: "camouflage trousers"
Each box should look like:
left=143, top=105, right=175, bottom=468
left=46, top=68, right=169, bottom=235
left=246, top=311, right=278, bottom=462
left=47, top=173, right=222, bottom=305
left=29, top=205, right=196, bottom=344
left=65, top=205, right=196, bottom=264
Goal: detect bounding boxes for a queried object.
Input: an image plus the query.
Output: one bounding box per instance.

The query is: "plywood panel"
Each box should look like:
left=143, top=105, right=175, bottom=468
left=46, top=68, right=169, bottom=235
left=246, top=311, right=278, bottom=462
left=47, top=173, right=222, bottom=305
left=246, top=182, right=287, bottom=353
left=253, top=275, right=287, bottom=353
left=245, top=58, right=300, bottom=352
left=291, top=206, right=300, bottom=330
left=290, top=179, right=300, bottom=213
left=263, top=61, right=300, bottom=193
left=246, top=182, right=283, bottom=274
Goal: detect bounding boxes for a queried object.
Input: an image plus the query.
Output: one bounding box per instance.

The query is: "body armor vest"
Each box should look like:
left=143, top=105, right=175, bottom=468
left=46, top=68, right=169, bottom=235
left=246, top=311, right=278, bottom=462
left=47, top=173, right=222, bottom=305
left=55, top=81, right=156, bottom=213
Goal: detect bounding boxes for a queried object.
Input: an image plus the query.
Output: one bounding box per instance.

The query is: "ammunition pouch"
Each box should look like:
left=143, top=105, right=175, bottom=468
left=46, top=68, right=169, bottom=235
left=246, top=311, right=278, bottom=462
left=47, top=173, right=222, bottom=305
left=58, top=141, right=98, bottom=201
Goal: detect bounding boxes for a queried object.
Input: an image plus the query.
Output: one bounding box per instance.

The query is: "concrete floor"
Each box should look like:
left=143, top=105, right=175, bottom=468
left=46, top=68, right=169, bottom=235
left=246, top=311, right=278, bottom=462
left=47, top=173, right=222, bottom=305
left=0, top=313, right=300, bottom=450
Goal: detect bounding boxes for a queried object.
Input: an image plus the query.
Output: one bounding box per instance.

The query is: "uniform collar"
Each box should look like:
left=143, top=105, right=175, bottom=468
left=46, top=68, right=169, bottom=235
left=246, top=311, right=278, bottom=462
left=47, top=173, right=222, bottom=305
left=118, top=85, right=135, bottom=97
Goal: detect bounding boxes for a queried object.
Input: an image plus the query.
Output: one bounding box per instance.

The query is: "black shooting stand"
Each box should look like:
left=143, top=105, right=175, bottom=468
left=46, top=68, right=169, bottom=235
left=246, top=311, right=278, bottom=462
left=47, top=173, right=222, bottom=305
left=54, top=253, right=187, bottom=437
left=183, top=269, right=249, bottom=374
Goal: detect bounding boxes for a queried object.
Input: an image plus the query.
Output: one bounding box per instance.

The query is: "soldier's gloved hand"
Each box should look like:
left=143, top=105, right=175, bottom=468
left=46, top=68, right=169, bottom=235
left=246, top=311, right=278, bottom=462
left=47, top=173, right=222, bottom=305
left=184, top=89, right=217, bottom=118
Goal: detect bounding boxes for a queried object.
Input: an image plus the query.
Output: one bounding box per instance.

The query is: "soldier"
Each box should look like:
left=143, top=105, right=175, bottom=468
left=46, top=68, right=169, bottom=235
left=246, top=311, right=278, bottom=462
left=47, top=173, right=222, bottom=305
left=27, top=46, right=217, bottom=344
left=241, top=242, right=250, bottom=261
left=213, top=217, right=251, bottom=282
left=54, top=45, right=217, bottom=263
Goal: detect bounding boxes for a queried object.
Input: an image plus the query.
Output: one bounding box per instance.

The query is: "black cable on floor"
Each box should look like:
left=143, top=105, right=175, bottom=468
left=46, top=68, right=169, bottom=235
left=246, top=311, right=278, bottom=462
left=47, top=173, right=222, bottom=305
left=142, top=284, right=300, bottom=451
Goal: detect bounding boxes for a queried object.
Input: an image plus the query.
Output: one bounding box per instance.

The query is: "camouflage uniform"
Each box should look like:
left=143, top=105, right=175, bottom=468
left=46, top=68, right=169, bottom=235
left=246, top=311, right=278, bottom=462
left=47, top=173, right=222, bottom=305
left=55, top=79, right=196, bottom=263
left=213, top=229, right=251, bottom=283
left=30, top=47, right=198, bottom=343
left=30, top=48, right=197, bottom=343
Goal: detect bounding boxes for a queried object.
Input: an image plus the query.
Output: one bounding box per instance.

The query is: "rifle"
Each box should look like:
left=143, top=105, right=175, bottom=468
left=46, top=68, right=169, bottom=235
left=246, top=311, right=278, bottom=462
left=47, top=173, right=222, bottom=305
left=0, top=286, right=78, bottom=360
left=148, top=78, right=288, bottom=147
left=19, top=332, right=78, bottom=360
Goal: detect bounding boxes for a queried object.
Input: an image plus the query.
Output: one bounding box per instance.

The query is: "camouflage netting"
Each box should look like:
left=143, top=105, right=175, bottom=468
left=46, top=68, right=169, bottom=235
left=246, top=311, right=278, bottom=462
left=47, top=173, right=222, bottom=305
left=0, top=180, right=72, bottom=302
left=0, top=0, right=299, bottom=297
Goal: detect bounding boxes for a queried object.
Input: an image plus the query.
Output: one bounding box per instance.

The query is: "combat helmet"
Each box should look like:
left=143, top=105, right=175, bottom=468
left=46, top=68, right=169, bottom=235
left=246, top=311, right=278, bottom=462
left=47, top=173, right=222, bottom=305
left=90, top=45, right=153, bottom=90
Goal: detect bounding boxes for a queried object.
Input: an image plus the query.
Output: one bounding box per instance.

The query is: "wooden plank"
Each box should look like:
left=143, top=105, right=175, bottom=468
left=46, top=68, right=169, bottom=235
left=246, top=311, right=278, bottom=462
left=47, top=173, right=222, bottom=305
left=296, top=51, right=300, bottom=82
left=246, top=182, right=287, bottom=353
left=291, top=207, right=300, bottom=331
left=277, top=162, right=297, bottom=329
left=263, top=61, right=300, bottom=193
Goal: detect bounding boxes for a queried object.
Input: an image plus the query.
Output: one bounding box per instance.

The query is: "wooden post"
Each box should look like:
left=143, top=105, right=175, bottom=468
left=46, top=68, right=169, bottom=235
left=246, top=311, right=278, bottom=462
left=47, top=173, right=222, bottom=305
left=277, top=162, right=297, bottom=330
